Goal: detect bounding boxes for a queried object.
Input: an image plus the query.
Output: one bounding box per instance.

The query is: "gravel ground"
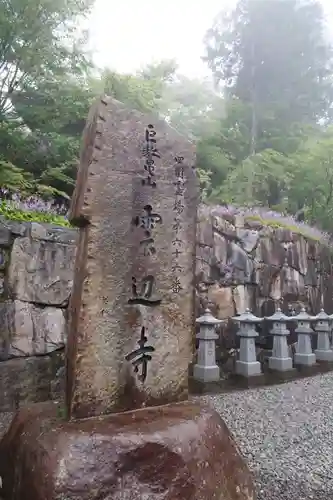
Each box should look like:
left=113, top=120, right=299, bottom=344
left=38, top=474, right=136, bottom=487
left=202, top=372, right=333, bottom=500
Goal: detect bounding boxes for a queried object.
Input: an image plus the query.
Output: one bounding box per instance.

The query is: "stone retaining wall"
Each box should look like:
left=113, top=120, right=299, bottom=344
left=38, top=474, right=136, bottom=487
left=196, top=205, right=333, bottom=352
left=0, top=218, right=77, bottom=410
left=0, top=207, right=332, bottom=410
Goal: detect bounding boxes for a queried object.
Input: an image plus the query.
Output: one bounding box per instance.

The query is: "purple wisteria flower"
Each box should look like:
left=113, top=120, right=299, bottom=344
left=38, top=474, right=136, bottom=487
left=0, top=188, right=68, bottom=217
left=211, top=203, right=332, bottom=245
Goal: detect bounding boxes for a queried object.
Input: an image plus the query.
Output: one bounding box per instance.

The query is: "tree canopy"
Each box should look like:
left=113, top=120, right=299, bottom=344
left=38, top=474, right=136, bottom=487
left=2, top=0, right=333, bottom=234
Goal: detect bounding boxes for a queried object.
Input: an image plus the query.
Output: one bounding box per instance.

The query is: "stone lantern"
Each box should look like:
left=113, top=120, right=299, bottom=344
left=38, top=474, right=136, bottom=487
left=232, top=309, right=263, bottom=378
left=265, top=308, right=293, bottom=372
left=314, top=309, right=333, bottom=361
left=193, top=308, right=222, bottom=382
left=293, top=307, right=316, bottom=366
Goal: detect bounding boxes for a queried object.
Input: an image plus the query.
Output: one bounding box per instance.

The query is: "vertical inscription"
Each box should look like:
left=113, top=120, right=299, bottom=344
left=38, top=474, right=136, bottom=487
left=125, top=327, right=155, bottom=383
left=142, top=124, right=160, bottom=188
left=132, top=204, right=162, bottom=256
left=126, top=124, right=161, bottom=382
left=172, top=156, right=186, bottom=294
left=128, top=276, right=161, bottom=306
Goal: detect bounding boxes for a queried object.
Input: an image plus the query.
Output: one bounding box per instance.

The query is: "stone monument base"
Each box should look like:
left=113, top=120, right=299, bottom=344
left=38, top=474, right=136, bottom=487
left=236, top=360, right=262, bottom=377
left=0, top=400, right=255, bottom=500
left=294, top=352, right=316, bottom=366
left=268, top=356, right=293, bottom=371
left=314, top=348, right=333, bottom=361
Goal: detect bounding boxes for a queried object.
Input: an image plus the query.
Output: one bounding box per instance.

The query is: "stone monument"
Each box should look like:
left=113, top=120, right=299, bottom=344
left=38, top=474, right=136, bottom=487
left=0, top=97, right=256, bottom=500
left=66, top=97, right=197, bottom=418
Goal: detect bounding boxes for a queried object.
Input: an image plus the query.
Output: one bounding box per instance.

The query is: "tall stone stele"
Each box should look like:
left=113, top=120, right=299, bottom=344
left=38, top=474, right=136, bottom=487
left=67, top=96, right=198, bottom=419
left=0, top=97, right=256, bottom=500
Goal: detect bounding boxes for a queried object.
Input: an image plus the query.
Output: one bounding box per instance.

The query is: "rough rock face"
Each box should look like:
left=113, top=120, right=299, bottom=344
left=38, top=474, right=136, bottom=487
left=0, top=352, right=64, bottom=412
left=0, top=220, right=77, bottom=359
left=196, top=205, right=333, bottom=349
left=0, top=218, right=77, bottom=410
left=0, top=300, right=66, bottom=357
left=0, top=401, right=256, bottom=500
left=66, top=96, right=198, bottom=419
left=8, top=236, right=75, bottom=305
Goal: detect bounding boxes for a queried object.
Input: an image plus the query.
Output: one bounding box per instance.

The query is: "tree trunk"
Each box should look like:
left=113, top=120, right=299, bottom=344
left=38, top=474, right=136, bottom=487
left=249, top=42, right=257, bottom=156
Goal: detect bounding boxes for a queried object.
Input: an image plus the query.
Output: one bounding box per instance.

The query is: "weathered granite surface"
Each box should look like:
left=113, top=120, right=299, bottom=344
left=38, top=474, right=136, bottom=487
left=0, top=217, right=77, bottom=409
left=0, top=401, right=256, bottom=500
left=0, top=352, right=64, bottom=412
left=67, top=96, right=198, bottom=419
left=0, top=218, right=77, bottom=359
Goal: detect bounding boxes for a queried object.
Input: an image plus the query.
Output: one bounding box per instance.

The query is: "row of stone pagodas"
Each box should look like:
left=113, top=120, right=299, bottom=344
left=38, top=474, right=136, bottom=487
left=193, top=307, right=333, bottom=382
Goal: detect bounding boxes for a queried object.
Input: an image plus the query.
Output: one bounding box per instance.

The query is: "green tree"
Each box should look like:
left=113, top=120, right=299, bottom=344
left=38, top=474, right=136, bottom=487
left=0, top=0, right=94, bottom=196
left=0, top=0, right=93, bottom=115
left=287, top=127, right=333, bottom=229
left=204, top=0, right=333, bottom=153
left=100, top=69, right=164, bottom=114
left=208, top=124, right=333, bottom=233
left=160, top=75, right=224, bottom=139
left=0, top=75, right=95, bottom=198
left=224, top=149, right=293, bottom=207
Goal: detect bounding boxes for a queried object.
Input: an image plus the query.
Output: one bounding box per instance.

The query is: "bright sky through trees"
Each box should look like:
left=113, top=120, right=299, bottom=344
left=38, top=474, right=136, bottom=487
left=88, top=0, right=333, bottom=76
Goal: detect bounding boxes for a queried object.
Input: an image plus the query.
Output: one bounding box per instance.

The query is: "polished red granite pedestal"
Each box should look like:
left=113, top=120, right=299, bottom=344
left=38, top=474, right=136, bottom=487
left=0, top=400, right=256, bottom=500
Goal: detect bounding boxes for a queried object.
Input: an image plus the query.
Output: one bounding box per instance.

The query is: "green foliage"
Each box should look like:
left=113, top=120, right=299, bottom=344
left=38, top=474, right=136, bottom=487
left=214, top=149, right=293, bottom=207
left=0, top=160, right=31, bottom=190
left=0, top=0, right=93, bottom=115
left=100, top=69, right=165, bottom=114
left=286, top=127, right=333, bottom=229
left=204, top=0, right=333, bottom=124
left=159, top=75, right=224, bottom=139
left=244, top=215, right=321, bottom=242
left=0, top=0, right=93, bottom=198
left=195, top=0, right=333, bottom=234
left=0, top=118, right=78, bottom=198
left=203, top=0, right=333, bottom=183
left=0, top=201, right=69, bottom=226
left=2, top=0, right=333, bottom=239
